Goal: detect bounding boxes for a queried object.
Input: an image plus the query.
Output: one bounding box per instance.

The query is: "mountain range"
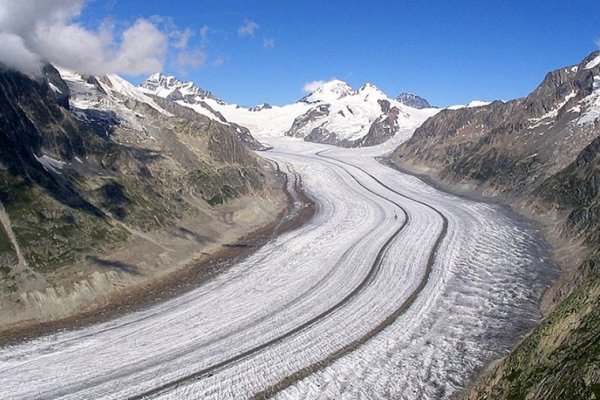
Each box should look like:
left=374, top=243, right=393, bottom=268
left=139, top=74, right=438, bottom=147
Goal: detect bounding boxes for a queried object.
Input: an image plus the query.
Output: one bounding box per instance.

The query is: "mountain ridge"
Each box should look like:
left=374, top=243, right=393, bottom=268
left=396, top=92, right=432, bottom=109
left=139, top=75, right=438, bottom=147
left=0, top=63, right=287, bottom=329
left=391, top=50, right=600, bottom=399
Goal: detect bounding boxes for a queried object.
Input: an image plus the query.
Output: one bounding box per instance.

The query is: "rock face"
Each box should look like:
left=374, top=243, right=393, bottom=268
left=396, top=92, right=431, bottom=109
left=354, top=100, right=402, bottom=147
left=140, top=73, right=269, bottom=150
left=0, top=64, right=283, bottom=324
left=391, top=51, right=600, bottom=399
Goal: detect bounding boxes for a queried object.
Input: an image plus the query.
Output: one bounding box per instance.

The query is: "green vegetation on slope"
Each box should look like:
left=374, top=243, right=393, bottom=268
left=468, top=251, right=600, bottom=399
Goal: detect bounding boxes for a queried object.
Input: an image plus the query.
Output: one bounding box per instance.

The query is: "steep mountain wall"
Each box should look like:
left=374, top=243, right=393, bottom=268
left=0, top=65, right=287, bottom=329
left=391, top=51, right=600, bottom=398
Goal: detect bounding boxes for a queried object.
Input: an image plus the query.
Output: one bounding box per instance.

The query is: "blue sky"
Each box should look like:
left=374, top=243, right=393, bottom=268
left=80, top=0, right=600, bottom=107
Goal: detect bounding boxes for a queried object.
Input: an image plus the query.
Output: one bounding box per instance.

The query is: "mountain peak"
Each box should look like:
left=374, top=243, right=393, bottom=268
left=147, top=72, right=165, bottom=81
left=301, top=79, right=356, bottom=104
left=248, top=103, right=272, bottom=112
left=140, top=73, right=222, bottom=103
left=359, top=82, right=387, bottom=98
left=359, top=82, right=379, bottom=91
left=396, top=93, right=432, bottom=109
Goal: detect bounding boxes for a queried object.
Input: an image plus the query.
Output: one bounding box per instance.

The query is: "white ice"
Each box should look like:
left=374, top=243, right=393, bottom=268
left=0, top=132, right=557, bottom=400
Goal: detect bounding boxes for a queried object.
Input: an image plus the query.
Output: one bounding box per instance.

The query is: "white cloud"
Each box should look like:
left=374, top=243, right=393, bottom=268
left=263, top=37, right=275, bottom=48
left=238, top=20, right=259, bottom=37
left=200, top=25, right=210, bottom=47
left=303, top=80, right=326, bottom=93
left=177, top=48, right=207, bottom=69
left=171, top=27, right=194, bottom=49
left=0, top=0, right=169, bottom=76
left=112, top=19, right=168, bottom=75
left=0, top=32, right=41, bottom=75
left=212, top=55, right=227, bottom=66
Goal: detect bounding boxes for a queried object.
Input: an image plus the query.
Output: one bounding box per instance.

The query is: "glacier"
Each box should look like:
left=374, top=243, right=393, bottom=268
left=0, top=135, right=557, bottom=400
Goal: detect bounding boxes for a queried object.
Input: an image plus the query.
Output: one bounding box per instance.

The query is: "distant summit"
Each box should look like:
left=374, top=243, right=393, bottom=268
left=300, top=79, right=357, bottom=104
left=140, top=73, right=223, bottom=104
left=248, top=103, right=272, bottom=112
left=396, top=93, right=432, bottom=109
left=286, top=79, right=438, bottom=146
left=138, top=75, right=438, bottom=147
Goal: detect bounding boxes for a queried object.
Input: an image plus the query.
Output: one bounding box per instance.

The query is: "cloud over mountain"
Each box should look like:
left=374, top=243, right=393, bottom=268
left=0, top=0, right=167, bottom=76
left=303, top=80, right=326, bottom=93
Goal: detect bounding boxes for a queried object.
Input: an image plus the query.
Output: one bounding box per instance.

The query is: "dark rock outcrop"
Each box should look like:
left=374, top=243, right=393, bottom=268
left=0, top=64, right=271, bottom=277
left=286, top=104, right=331, bottom=138
left=353, top=100, right=402, bottom=147
left=248, top=103, right=272, bottom=112
left=396, top=92, right=431, bottom=109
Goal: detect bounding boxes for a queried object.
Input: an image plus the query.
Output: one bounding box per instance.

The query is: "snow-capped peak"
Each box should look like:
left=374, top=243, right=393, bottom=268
left=358, top=82, right=388, bottom=100
left=146, top=72, right=164, bottom=82
left=301, top=79, right=357, bottom=104
left=141, top=73, right=185, bottom=91
left=140, top=73, right=221, bottom=103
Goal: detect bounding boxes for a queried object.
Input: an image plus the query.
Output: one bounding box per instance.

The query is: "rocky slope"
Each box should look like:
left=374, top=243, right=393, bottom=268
left=0, top=64, right=286, bottom=328
left=140, top=75, right=438, bottom=147
left=140, top=73, right=269, bottom=151
left=396, top=92, right=431, bottom=109
left=391, top=51, right=600, bottom=398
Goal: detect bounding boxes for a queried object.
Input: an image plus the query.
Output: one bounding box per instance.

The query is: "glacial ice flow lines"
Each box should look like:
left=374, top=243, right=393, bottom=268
left=0, top=140, right=552, bottom=400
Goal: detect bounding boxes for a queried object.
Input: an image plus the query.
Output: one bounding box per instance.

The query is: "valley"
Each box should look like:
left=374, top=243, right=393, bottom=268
left=0, top=138, right=556, bottom=399
left=0, top=30, right=598, bottom=399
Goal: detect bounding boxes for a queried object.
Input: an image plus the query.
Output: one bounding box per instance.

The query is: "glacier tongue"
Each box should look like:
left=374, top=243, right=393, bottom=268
left=0, top=138, right=556, bottom=400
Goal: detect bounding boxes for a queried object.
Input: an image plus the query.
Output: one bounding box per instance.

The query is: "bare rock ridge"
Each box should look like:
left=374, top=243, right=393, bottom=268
left=140, top=73, right=270, bottom=151
left=396, top=92, right=431, bottom=109
left=391, top=50, right=600, bottom=399
left=0, top=63, right=285, bottom=328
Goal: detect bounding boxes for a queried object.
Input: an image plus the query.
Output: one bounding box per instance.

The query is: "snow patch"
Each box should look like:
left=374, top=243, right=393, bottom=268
left=577, top=76, right=600, bottom=125
left=101, top=74, right=172, bottom=116
left=34, top=154, right=65, bottom=174
left=528, top=91, right=576, bottom=127
left=447, top=100, right=493, bottom=110
left=48, top=82, right=62, bottom=94
left=584, top=54, right=600, bottom=70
